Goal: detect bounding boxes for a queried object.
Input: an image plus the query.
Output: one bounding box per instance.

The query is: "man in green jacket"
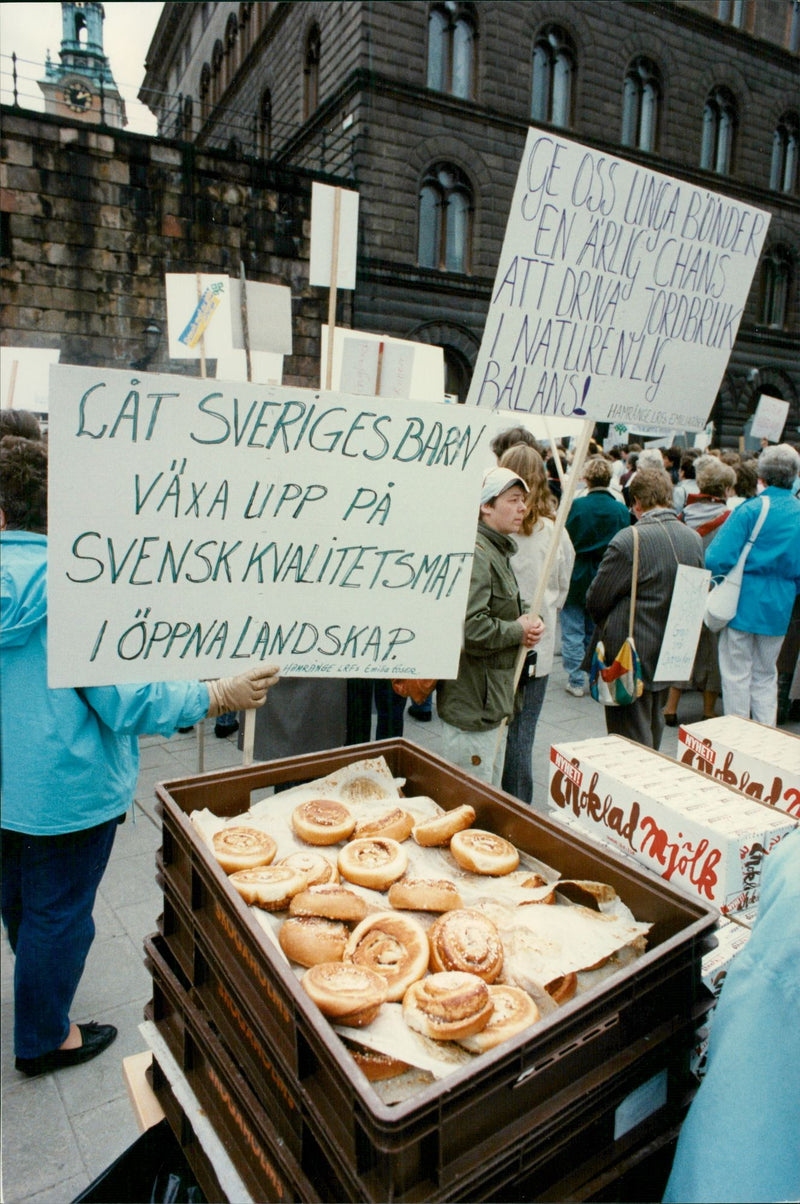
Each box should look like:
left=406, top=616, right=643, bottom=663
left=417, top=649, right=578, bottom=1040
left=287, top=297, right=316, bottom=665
left=438, top=466, right=544, bottom=786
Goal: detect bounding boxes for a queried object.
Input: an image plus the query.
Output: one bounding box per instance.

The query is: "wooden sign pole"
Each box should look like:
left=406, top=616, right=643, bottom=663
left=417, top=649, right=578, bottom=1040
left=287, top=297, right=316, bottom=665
left=324, top=188, right=342, bottom=391
left=195, top=272, right=208, bottom=773
left=240, top=260, right=257, bottom=767
left=491, top=417, right=594, bottom=778
left=6, top=359, right=19, bottom=408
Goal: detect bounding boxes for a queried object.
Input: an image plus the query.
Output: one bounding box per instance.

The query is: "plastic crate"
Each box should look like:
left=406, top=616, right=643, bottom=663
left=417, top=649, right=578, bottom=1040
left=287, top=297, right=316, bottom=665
left=145, top=935, right=342, bottom=1203
left=154, top=738, right=717, bottom=1202
left=146, top=932, right=700, bottom=1203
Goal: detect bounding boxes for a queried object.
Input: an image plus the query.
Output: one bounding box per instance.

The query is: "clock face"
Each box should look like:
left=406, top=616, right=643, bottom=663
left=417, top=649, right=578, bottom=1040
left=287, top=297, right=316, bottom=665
left=64, top=83, right=92, bottom=112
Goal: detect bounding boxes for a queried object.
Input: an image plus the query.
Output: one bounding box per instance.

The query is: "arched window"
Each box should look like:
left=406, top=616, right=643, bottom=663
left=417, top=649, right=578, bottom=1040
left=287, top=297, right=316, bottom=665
left=211, top=39, right=224, bottom=106
left=303, top=24, right=320, bottom=118
left=239, top=3, right=252, bottom=57
left=259, top=88, right=272, bottom=158
left=531, top=25, right=574, bottom=127
left=225, top=13, right=239, bottom=84
left=760, top=245, right=792, bottom=328
left=770, top=111, right=799, bottom=193
left=717, top=0, right=748, bottom=28
left=426, top=3, right=476, bottom=100
left=418, top=163, right=473, bottom=273
left=700, top=87, right=736, bottom=174
left=621, top=57, right=660, bottom=152
left=199, top=62, right=211, bottom=120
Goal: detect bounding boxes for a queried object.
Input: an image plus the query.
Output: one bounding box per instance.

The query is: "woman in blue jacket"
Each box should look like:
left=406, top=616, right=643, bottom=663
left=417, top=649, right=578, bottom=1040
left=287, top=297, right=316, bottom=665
left=705, top=443, right=800, bottom=724
left=1, top=433, right=279, bottom=1076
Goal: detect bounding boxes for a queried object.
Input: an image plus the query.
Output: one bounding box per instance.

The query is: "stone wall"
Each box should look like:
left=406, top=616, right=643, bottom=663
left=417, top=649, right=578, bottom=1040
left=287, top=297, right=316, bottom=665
left=0, top=106, right=351, bottom=384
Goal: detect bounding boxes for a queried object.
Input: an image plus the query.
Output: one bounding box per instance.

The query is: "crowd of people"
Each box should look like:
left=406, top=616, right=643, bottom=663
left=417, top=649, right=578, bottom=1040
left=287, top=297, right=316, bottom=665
left=2, top=409, right=799, bottom=1203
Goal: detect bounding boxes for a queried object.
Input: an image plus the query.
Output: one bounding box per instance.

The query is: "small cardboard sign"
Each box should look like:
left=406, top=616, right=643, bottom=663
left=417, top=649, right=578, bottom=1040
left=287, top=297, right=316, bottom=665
left=321, top=327, right=445, bottom=402
left=653, top=564, right=711, bottom=682
left=1, top=347, right=60, bottom=412
left=748, top=394, right=789, bottom=443
left=228, top=279, right=293, bottom=354
left=467, top=128, right=770, bottom=430
left=165, top=274, right=233, bottom=359
left=309, top=184, right=359, bottom=290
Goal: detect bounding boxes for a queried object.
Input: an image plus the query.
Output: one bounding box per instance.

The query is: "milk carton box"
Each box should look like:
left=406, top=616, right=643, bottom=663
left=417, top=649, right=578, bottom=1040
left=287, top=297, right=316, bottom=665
left=548, top=736, right=797, bottom=913
left=678, top=717, right=800, bottom=818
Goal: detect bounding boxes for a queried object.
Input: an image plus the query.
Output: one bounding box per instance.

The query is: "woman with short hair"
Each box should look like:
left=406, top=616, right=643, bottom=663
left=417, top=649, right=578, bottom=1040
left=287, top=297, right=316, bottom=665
left=706, top=443, right=800, bottom=723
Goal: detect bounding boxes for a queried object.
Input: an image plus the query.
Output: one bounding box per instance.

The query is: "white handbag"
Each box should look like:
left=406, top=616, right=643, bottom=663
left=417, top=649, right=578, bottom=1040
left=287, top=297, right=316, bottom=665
left=703, top=496, right=770, bottom=633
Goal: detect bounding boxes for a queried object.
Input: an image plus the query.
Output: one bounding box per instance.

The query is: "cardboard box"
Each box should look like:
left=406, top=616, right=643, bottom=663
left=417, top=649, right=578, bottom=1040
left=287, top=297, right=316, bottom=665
left=548, top=736, right=797, bottom=914
left=678, top=717, right=800, bottom=818
left=690, top=915, right=752, bottom=1079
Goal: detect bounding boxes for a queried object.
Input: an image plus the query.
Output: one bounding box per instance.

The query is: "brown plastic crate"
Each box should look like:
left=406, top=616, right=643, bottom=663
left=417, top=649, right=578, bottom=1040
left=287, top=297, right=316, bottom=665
left=155, top=738, right=717, bottom=1201
left=146, top=932, right=700, bottom=1204
left=145, top=935, right=347, bottom=1203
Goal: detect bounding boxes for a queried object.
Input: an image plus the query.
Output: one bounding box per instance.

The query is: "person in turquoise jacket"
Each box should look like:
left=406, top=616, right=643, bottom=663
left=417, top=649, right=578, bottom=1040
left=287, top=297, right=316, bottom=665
left=663, top=827, right=800, bottom=1204
left=705, top=443, right=800, bottom=724
left=1, top=433, right=279, bottom=1076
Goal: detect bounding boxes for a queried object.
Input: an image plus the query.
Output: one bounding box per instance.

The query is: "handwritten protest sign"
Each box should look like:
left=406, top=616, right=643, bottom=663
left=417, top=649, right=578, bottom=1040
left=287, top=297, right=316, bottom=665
left=46, top=365, right=493, bottom=688
left=467, top=128, right=770, bottom=431
left=321, top=327, right=445, bottom=403
left=165, top=274, right=233, bottom=360
left=653, top=564, right=711, bottom=682
left=749, top=394, right=789, bottom=443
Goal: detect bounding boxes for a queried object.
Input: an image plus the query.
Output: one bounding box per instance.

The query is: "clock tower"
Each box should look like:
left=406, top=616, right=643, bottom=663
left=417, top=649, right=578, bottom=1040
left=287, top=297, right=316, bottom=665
left=39, top=2, right=126, bottom=128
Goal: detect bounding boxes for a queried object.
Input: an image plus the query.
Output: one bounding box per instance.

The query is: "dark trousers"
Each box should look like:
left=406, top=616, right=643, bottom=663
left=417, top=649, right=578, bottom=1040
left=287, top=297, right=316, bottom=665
left=604, top=686, right=670, bottom=749
left=502, top=674, right=549, bottom=805
left=346, top=679, right=406, bottom=744
left=2, top=818, right=119, bottom=1058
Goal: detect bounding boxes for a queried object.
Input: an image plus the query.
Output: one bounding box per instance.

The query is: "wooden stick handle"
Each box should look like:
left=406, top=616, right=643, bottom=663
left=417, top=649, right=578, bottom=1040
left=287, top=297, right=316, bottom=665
left=324, top=189, right=342, bottom=391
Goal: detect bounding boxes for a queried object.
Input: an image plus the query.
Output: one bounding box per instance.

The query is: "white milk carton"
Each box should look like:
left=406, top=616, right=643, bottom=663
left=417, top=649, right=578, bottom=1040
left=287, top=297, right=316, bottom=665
left=678, top=717, right=800, bottom=818
left=548, top=736, right=797, bottom=914
left=691, top=914, right=752, bottom=1078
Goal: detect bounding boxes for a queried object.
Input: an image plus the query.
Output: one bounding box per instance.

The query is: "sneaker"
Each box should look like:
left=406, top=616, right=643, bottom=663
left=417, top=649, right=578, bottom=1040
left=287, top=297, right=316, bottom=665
left=565, top=683, right=585, bottom=698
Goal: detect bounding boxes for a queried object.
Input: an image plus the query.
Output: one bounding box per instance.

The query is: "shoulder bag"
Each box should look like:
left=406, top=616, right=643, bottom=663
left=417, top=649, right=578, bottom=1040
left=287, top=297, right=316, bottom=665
left=703, top=495, right=770, bottom=633
left=589, top=525, right=644, bottom=707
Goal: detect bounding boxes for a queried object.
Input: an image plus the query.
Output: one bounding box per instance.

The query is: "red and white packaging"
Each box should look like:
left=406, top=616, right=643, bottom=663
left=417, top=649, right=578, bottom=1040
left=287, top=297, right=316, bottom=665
left=691, top=914, right=752, bottom=1078
left=678, top=717, right=800, bottom=818
left=548, top=736, right=797, bottom=914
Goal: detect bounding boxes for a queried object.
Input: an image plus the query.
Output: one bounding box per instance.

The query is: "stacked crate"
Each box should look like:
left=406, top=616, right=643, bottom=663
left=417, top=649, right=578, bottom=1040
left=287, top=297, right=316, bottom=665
left=146, top=739, right=718, bottom=1202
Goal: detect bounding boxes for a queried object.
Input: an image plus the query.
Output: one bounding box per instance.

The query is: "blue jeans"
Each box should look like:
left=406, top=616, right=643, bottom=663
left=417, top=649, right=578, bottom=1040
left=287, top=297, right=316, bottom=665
left=560, top=605, right=595, bottom=688
left=502, top=674, right=548, bottom=805
left=2, top=818, right=119, bottom=1058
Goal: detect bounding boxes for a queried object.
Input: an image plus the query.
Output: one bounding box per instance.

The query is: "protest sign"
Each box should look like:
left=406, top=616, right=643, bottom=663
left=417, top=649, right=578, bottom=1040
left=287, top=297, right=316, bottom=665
left=165, top=274, right=233, bottom=360
left=321, top=327, right=445, bottom=402
left=214, top=349, right=284, bottom=384
left=46, top=365, right=492, bottom=688
left=467, top=128, right=770, bottom=431
left=309, top=183, right=359, bottom=290
left=749, top=394, right=789, bottom=443
left=1, top=347, right=60, bottom=412
left=653, top=564, right=711, bottom=682
left=228, top=278, right=293, bottom=355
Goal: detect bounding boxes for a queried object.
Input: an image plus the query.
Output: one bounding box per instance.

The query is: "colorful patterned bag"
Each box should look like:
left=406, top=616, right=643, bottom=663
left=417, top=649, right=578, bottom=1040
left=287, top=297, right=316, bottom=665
left=590, top=526, right=645, bottom=707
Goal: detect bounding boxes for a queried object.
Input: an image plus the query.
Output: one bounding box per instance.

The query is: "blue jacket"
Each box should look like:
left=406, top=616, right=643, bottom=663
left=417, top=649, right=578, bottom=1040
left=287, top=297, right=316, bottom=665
left=704, top=487, right=800, bottom=636
left=663, top=828, right=800, bottom=1203
left=1, top=531, right=209, bottom=835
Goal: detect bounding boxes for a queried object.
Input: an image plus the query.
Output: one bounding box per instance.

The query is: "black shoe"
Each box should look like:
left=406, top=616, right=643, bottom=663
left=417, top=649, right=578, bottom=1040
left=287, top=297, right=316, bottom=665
left=663, top=713, right=678, bottom=727
left=215, top=719, right=239, bottom=738
left=408, top=706, right=432, bottom=722
left=177, top=726, right=195, bottom=733
left=15, top=1022, right=118, bottom=1077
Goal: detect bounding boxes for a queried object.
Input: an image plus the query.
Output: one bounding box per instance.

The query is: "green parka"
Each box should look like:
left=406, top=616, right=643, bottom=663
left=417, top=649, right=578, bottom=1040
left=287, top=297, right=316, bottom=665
left=437, top=522, right=526, bottom=732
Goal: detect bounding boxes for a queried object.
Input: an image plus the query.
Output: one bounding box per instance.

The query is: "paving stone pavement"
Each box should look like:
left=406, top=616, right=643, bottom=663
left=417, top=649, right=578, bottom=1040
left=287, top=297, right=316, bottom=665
left=2, top=658, right=796, bottom=1202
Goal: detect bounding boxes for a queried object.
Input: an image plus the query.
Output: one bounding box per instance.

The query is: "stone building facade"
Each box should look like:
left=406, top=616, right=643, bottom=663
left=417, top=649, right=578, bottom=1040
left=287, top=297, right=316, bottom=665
left=140, top=0, right=800, bottom=441
left=0, top=105, right=348, bottom=383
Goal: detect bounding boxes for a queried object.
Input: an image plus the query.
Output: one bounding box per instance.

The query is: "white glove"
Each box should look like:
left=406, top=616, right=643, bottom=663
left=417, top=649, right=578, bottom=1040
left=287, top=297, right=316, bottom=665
left=206, top=665, right=280, bottom=717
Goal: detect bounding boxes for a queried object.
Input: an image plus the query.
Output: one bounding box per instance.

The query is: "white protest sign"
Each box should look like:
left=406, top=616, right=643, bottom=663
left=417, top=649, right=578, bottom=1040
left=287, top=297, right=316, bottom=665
left=228, top=278, right=293, bottom=354
left=1, top=347, right=60, bottom=411
left=467, top=128, right=770, bottom=431
left=214, top=349, right=284, bottom=384
left=309, top=184, right=359, bottom=290
left=339, top=336, right=416, bottom=399
left=749, top=394, right=789, bottom=443
left=165, top=274, right=233, bottom=359
left=653, top=564, right=711, bottom=682
left=46, top=365, right=492, bottom=687
left=321, top=327, right=445, bottom=402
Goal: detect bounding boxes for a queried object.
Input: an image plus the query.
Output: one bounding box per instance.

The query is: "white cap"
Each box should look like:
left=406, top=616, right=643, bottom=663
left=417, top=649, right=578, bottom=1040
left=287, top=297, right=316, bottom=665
left=480, top=465, right=529, bottom=506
